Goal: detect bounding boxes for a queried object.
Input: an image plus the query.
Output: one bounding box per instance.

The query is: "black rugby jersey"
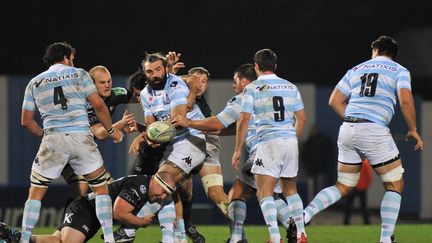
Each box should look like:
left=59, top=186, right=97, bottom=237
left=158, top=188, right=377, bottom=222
left=87, top=87, right=132, bottom=126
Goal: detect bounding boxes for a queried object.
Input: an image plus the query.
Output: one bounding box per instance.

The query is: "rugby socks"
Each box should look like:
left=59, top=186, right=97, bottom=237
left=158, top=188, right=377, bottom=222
left=304, top=185, right=341, bottom=224
left=275, top=197, right=291, bottom=229
left=379, top=191, right=401, bottom=243
left=286, top=194, right=306, bottom=238
left=95, top=195, right=114, bottom=243
left=259, top=196, right=280, bottom=243
left=158, top=202, right=175, bottom=243
left=228, top=200, right=247, bottom=243
left=174, top=219, right=187, bottom=242
left=182, top=197, right=193, bottom=230
left=21, top=199, right=41, bottom=243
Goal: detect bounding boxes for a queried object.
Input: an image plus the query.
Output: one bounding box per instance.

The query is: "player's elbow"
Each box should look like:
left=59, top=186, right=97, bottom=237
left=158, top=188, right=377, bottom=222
left=21, top=119, right=31, bottom=128
left=214, top=121, right=226, bottom=131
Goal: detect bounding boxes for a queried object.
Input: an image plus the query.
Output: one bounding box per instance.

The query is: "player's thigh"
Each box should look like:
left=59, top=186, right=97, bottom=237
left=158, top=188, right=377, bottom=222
left=356, top=123, right=399, bottom=166
left=251, top=138, right=285, bottom=178
left=161, top=136, right=206, bottom=174
left=60, top=227, right=87, bottom=243
left=337, top=123, right=363, bottom=164
left=229, top=179, right=255, bottom=201
left=68, top=133, right=104, bottom=176
left=199, top=164, right=222, bottom=177
left=32, top=134, right=69, bottom=179
left=203, top=134, right=222, bottom=167
left=280, top=138, right=299, bottom=178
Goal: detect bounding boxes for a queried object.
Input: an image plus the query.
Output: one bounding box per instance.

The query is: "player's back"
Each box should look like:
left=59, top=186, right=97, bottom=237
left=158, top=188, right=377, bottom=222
left=23, top=63, right=96, bottom=132
left=338, top=56, right=411, bottom=126
left=242, top=74, right=303, bottom=143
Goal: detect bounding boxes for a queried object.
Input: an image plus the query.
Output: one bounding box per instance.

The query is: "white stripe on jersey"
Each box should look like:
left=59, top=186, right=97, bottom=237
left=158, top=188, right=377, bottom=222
left=336, top=56, right=411, bottom=126
left=22, top=64, right=95, bottom=133
left=241, top=74, right=304, bottom=144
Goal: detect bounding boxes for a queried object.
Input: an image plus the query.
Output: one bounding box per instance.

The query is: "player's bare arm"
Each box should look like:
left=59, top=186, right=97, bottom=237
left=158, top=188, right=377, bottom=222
left=294, top=108, right=307, bottom=139
left=21, top=109, right=43, bottom=137
left=181, top=74, right=200, bottom=110
left=172, top=115, right=225, bottom=132
left=91, top=110, right=136, bottom=140
left=232, top=112, right=251, bottom=170
left=398, top=88, right=424, bottom=150
left=329, top=88, right=348, bottom=119
left=113, top=197, right=154, bottom=227
left=87, top=92, right=123, bottom=143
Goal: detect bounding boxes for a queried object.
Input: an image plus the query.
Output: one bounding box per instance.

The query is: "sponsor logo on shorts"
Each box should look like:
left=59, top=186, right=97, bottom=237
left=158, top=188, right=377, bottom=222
left=64, top=213, right=73, bottom=224
left=254, top=158, right=264, bottom=167
left=82, top=225, right=89, bottom=232
left=182, top=156, right=192, bottom=166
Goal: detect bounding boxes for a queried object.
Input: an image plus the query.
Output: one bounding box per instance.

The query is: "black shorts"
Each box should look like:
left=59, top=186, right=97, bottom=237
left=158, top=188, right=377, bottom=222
left=131, top=141, right=165, bottom=175
left=57, top=197, right=100, bottom=242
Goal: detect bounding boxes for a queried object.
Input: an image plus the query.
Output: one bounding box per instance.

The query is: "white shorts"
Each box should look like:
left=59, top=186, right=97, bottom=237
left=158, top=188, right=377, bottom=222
left=32, top=132, right=103, bottom=179
left=203, top=134, right=221, bottom=166
left=237, top=149, right=282, bottom=193
left=161, top=135, right=206, bottom=174
left=337, top=122, right=399, bottom=166
left=251, top=137, right=299, bottom=179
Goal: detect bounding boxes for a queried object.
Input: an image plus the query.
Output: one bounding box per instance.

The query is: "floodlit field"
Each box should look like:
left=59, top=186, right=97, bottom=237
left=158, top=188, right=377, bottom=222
left=32, top=224, right=431, bottom=242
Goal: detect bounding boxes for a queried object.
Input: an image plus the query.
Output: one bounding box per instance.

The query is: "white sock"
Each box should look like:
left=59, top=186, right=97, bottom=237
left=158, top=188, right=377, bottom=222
left=304, top=186, right=341, bottom=224
left=20, top=199, right=41, bottom=243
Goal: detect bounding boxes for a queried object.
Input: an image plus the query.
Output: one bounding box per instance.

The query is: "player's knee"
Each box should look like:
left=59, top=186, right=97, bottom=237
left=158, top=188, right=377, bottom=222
left=30, top=170, right=53, bottom=188
left=86, top=169, right=109, bottom=188
left=337, top=171, right=360, bottom=188
left=201, top=174, right=224, bottom=196
left=64, top=173, right=87, bottom=185
left=380, top=165, right=404, bottom=182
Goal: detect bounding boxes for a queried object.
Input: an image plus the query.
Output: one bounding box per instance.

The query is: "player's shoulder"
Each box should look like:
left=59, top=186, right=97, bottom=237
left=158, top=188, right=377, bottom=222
left=167, top=74, right=186, bottom=88
left=126, top=175, right=150, bottom=194
left=228, top=94, right=242, bottom=104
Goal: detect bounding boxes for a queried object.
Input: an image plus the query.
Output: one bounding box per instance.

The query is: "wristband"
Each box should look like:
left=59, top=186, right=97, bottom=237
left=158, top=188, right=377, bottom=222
left=107, top=127, right=115, bottom=135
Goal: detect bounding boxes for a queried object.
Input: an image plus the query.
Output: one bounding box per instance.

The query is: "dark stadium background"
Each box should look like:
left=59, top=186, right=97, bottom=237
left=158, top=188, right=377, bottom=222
left=1, top=0, right=431, bottom=98
left=0, top=0, right=431, bottom=227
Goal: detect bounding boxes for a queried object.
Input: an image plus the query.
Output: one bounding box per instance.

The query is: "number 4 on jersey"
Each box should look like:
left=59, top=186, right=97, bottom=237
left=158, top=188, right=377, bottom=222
left=53, top=86, right=68, bottom=110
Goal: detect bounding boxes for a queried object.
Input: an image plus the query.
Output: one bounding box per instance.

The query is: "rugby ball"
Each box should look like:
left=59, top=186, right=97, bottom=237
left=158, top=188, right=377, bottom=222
left=146, top=121, right=176, bottom=143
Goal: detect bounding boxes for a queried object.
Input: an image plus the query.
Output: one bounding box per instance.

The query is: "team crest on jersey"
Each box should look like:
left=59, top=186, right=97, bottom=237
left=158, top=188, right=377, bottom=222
left=140, top=185, right=146, bottom=194
left=170, top=81, right=178, bottom=87
left=148, top=96, right=154, bottom=102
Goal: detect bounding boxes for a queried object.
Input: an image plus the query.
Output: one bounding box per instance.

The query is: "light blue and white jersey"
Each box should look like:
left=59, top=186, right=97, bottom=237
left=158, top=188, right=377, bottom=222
left=216, top=94, right=257, bottom=152
left=241, top=74, right=304, bottom=144
left=336, top=56, right=411, bottom=127
left=22, top=63, right=96, bottom=133
left=140, top=74, right=205, bottom=143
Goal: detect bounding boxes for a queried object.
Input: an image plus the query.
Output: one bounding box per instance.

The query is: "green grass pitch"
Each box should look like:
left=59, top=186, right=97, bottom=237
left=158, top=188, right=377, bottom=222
left=32, top=224, right=431, bottom=242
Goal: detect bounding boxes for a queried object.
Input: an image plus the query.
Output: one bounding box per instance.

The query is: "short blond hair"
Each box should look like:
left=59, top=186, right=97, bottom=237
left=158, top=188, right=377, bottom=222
left=89, top=65, right=110, bottom=80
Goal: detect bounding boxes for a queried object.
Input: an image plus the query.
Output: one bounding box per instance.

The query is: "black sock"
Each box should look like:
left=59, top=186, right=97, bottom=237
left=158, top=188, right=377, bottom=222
left=183, top=197, right=193, bottom=229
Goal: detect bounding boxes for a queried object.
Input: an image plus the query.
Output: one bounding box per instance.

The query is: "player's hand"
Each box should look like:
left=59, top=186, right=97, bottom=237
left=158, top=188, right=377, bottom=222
left=129, top=133, right=145, bottom=155
left=406, top=129, right=423, bottom=150
left=110, top=128, right=124, bottom=143
left=166, top=51, right=181, bottom=66
left=172, top=62, right=185, bottom=74
left=124, top=119, right=138, bottom=133
left=120, top=110, right=135, bottom=129
left=144, top=132, right=161, bottom=148
left=171, top=115, right=190, bottom=128
left=141, top=214, right=155, bottom=227
left=232, top=150, right=241, bottom=170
